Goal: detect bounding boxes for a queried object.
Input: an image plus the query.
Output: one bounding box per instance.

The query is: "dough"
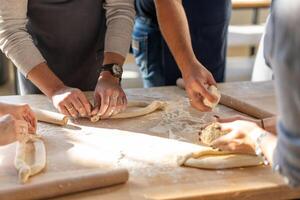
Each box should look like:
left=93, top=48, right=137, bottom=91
left=14, top=134, right=46, bottom=184
left=184, top=154, right=264, bottom=169
left=199, top=122, right=230, bottom=145
left=91, top=101, right=166, bottom=122
left=178, top=148, right=264, bottom=169
left=203, top=85, right=221, bottom=109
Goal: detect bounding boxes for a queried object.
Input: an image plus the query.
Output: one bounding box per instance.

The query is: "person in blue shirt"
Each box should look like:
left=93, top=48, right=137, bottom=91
left=212, top=0, right=300, bottom=187
left=132, top=0, right=231, bottom=112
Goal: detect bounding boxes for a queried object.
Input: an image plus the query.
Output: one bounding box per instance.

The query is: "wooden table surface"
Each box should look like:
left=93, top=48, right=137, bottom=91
left=0, top=81, right=300, bottom=200
left=232, top=0, right=271, bottom=9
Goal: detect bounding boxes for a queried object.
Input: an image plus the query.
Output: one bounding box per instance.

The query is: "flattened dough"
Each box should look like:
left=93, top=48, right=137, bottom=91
left=91, top=101, right=166, bottom=122
left=203, top=85, right=221, bottom=109
left=14, top=134, right=46, bottom=183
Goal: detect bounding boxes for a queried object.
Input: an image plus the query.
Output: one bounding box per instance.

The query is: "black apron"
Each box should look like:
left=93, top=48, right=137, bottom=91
left=18, top=0, right=106, bottom=94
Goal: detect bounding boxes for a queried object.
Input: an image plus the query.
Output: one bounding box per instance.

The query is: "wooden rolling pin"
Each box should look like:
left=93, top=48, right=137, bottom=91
left=176, top=78, right=274, bottom=119
left=32, top=108, right=68, bottom=126
left=0, top=168, right=129, bottom=200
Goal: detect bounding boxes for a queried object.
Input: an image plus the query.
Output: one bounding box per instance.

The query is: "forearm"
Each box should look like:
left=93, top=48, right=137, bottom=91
left=154, top=0, right=197, bottom=75
left=27, top=63, right=65, bottom=97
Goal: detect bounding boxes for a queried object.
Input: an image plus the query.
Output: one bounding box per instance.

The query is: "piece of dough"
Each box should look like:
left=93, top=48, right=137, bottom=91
left=203, top=85, right=221, bottom=109
left=199, top=122, right=230, bottom=145
left=90, top=101, right=166, bottom=122
left=15, top=134, right=46, bottom=184
left=178, top=148, right=264, bottom=169
left=184, top=154, right=264, bottom=169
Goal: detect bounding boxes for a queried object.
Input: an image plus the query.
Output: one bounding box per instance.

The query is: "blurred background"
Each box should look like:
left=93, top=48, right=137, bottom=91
left=0, top=0, right=271, bottom=96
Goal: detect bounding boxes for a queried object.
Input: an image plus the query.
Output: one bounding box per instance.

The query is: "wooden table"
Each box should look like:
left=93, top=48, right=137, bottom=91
left=232, top=0, right=271, bottom=9
left=0, top=81, right=300, bottom=200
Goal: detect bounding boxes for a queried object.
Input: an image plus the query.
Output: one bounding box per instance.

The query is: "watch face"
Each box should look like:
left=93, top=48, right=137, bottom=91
left=112, top=65, right=123, bottom=77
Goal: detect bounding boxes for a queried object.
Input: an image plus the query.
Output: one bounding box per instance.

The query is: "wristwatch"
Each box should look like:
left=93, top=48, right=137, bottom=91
left=99, top=64, right=123, bottom=82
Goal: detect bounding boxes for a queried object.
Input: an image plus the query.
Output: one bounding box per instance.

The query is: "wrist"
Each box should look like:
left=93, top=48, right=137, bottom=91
left=181, top=59, right=203, bottom=78
left=98, top=71, right=120, bottom=83
left=48, top=82, right=66, bottom=98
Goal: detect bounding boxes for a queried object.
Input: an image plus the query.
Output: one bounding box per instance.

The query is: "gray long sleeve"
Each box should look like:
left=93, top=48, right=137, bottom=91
left=104, top=0, right=135, bottom=57
left=264, top=0, right=300, bottom=187
left=0, top=0, right=135, bottom=77
left=0, top=0, right=46, bottom=76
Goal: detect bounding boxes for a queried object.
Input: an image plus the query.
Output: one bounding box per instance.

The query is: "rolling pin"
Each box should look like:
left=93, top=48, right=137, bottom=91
left=32, top=108, right=68, bottom=126
left=176, top=78, right=274, bottom=119
left=0, top=168, right=129, bottom=200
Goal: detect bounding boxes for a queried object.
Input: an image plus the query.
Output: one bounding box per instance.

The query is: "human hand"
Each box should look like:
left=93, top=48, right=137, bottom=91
left=181, top=61, right=218, bottom=112
left=92, top=71, right=127, bottom=119
left=0, top=115, right=28, bottom=145
left=0, top=103, right=37, bottom=133
left=51, top=85, right=91, bottom=118
left=211, top=120, right=267, bottom=155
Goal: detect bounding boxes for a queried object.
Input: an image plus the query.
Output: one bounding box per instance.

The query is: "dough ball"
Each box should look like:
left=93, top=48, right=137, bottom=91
left=203, top=85, right=221, bottom=109
left=199, top=122, right=230, bottom=145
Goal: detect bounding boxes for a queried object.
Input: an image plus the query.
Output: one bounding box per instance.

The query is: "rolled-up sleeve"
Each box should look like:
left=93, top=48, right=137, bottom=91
left=104, top=0, right=135, bottom=58
left=0, top=0, right=45, bottom=76
left=266, top=0, right=300, bottom=187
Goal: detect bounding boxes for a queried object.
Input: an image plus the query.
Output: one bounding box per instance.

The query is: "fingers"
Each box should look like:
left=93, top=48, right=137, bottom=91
left=195, top=79, right=217, bottom=104
left=98, top=92, right=110, bottom=117
left=77, top=92, right=92, bottom=116
left=103, top=91, right=118, bottom=118
left=187, top=89, right=211, bottom=112
left=95, top=90, right=127, bottom=119
left=70, top=97, right=87, bottom=117
left=64, top=102, right=79, bottom=118
left=207, top=73, right=217, bottom=86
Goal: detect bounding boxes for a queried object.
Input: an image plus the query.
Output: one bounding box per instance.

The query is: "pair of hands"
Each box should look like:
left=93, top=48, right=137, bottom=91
left=51, top=72, right=127, bottom=119
left=0, top=104, right=37, bottom=145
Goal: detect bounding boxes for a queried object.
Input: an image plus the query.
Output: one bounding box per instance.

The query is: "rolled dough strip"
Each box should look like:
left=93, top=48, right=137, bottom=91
left=0, top=168, right=129, bottom=200
left=33, top=108, right=68, bottom=126
left=184, top=154, right=264, bottom=169
left=91, top=101, right=165, bottom=122
left=15, top=135, right=46, bottom=184
left=178, top=149, right=264, bottom=169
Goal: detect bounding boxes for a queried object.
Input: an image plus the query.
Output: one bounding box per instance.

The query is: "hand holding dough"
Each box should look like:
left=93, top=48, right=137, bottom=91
left=203, top=85, right=221, bottom=109
left=199, top=122, right=230, bottom=145
left=91, top=101, right=166, bottom=122
left=178, top=122, right=264, bottom=169
left=15, top=134, right=46, bottom=184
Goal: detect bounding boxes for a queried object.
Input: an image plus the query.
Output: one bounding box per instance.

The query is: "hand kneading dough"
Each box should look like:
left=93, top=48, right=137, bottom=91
left=199, top=122, right=230, bottom=145
left=177, top=122, right=264, bottom=169
left=15, top=134, right=46, bottom=183
left=203, top=85, right=221, bottom=109
left=91, top=101, right=166, bottom=122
